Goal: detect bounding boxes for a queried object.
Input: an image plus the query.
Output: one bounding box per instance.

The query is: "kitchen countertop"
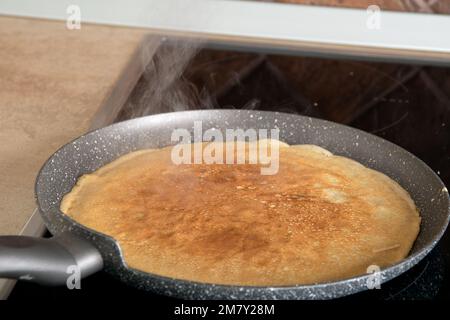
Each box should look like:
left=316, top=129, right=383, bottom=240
left=0, top=16, right=155, bottom=236
left=0, top=16, right=161, bottom=297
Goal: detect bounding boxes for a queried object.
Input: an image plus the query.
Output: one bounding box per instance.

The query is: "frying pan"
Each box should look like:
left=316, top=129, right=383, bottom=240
left=0, top=110, right=449, bottom=299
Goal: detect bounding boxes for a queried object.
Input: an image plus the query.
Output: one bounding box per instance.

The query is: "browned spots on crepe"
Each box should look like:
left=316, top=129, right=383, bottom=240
left=61, top=142, right=420, bottom=285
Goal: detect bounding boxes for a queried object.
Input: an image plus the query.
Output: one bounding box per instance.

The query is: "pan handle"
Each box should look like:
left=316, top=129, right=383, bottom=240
left=0, top=233, right=103, bottom=286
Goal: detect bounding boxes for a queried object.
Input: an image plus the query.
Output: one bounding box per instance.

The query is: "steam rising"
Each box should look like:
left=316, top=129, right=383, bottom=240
left=123, top=39, right=217, bottom=118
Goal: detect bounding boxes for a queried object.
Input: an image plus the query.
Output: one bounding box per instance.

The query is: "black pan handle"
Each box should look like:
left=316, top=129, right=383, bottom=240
left=0, top=233, right=103, bottom=286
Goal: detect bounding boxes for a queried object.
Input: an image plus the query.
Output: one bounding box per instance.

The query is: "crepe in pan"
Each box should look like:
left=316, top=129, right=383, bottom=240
left=60, top=141, right=420, bottom=285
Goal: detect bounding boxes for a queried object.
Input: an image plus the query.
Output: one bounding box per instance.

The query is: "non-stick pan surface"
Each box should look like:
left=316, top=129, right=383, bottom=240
left=31, top=110, right=450, bottom=299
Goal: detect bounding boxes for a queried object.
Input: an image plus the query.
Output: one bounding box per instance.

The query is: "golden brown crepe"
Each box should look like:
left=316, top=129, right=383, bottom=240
left=60, top=141, right=420, bottom=285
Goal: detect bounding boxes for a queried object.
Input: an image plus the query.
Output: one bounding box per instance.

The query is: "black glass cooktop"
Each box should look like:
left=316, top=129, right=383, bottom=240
left=11, top=42, right=450, bottom=300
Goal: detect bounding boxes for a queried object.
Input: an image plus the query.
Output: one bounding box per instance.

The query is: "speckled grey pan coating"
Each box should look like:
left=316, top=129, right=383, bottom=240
left=35, top=110, right=450, bottom=300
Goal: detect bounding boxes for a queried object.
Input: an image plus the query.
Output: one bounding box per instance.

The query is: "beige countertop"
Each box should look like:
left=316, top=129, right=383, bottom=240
left=0, top=16, right=154, bottom=236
